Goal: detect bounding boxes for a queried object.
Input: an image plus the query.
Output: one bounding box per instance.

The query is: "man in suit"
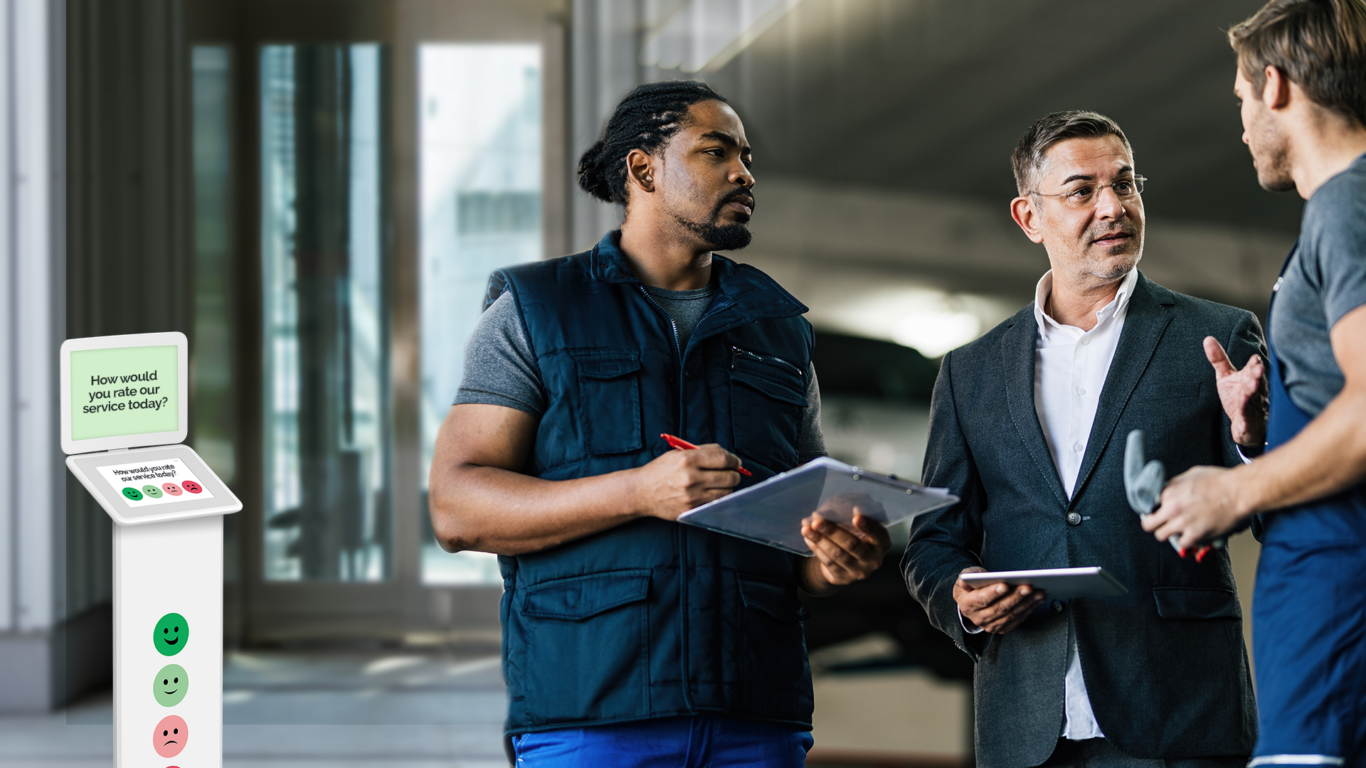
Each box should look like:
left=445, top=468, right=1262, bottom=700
left=903, top=111, right=1265, bottom=768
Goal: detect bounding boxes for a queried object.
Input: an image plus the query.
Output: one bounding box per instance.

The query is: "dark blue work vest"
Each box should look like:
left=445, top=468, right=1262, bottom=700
left=488, top=231, right=817, bottom=735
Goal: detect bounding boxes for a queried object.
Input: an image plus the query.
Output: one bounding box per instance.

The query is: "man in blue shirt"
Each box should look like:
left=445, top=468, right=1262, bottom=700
left=1142, top=1, right=1366, bottom=765
left=427, top=80, right=890, bottom=767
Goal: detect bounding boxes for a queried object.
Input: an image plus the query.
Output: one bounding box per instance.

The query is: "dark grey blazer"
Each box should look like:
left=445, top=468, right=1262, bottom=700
left=903, top=273, right=1262, bottom=768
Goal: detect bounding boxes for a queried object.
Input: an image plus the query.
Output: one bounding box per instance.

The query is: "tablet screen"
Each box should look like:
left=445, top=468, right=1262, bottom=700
left=70, top=344, right=179, bottom=441
left=94, top=457, right=216, bottom=507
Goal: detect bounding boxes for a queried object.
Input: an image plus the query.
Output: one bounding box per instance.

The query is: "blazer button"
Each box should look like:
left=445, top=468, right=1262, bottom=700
left=1052, top=600, right=1064, bottom=613
left=1066, top=512, right=1082, bottom=526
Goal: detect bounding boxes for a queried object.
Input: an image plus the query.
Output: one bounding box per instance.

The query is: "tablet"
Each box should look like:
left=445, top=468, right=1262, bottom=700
left=959, top=567, right=1128, bottom=600
left=66, top=443, right=242, bottom=526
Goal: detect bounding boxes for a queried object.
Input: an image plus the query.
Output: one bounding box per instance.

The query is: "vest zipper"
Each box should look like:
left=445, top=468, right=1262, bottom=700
left=730, top=345, right=802, bottom=376
left=637, top=284, right=695, bottom=710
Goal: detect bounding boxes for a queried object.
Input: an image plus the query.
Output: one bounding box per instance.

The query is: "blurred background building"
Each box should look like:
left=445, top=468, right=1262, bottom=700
left=0, top=0, right=1301, bottom=766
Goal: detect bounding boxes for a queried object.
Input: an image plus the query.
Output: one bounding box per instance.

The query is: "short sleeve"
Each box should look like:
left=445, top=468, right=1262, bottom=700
left=453, top=291, right=547, bottom=416
left=1304, top=167, right=1366, bottom=329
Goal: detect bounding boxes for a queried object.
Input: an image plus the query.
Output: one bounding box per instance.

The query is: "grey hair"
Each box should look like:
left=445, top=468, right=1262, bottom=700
left=1011, top=110, right=1134, bottom=197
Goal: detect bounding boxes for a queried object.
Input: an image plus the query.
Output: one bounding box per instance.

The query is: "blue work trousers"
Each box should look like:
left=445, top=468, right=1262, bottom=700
left=512, top=715, right=813, bottom=768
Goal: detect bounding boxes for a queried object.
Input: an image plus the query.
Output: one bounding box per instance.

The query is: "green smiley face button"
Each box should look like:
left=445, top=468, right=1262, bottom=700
left=142, top=485, right=164, bottom=499
left=153, top=664, right=188, bottom=707
left=153, top=613, right=188, bottom=656
left=121, top=487, right=143, bottom=501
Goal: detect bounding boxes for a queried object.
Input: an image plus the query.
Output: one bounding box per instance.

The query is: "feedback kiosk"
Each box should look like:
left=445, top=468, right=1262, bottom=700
left=60, top=332, right=241, bottom=768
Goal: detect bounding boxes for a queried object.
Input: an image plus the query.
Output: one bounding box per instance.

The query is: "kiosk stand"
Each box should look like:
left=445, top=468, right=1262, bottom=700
left=60, top=332, right=241, bottom=768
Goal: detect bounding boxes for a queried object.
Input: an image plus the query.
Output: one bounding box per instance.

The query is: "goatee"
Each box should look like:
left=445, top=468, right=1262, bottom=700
left=676, top=217, right=753, bottom=251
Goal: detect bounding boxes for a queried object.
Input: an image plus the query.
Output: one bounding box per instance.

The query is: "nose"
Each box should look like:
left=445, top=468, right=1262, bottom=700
left=1094, top=185, right=1126, bottom=219
left=730, top=162, right=754, bottom=189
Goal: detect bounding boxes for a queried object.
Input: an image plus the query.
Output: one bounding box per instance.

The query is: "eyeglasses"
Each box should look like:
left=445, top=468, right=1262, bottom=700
left=1029, top=175, right=1146, bottom=208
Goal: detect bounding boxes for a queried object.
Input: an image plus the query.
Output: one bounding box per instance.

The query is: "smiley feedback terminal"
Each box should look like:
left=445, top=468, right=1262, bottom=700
left=60, top=332, right=241, bottom=768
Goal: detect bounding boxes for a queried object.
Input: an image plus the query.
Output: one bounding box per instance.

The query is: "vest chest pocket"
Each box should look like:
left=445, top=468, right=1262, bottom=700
left=730, top=349, right=805, bottom=471
left=573, top=351, right=644, bottom=456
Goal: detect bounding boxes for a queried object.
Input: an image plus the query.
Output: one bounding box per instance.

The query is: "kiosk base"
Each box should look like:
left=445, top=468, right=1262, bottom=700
left=114, top=515, right=223, bottom=767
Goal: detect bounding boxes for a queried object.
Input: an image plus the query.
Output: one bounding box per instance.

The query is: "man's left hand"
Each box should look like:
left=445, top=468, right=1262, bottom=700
left=800, top=510, right=892, bottom=595
left=1140, top=464, right=1249, bottom=549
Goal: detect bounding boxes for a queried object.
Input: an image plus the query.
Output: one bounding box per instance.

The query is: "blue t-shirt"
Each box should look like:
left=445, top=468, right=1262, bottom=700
left=1270, top=152, right=1366, bottom=417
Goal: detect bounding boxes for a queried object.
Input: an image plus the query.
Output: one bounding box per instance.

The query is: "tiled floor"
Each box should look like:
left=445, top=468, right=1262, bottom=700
left=5, top=648, right=511, bottom=767
left=1, top=642, right=970, bottom=767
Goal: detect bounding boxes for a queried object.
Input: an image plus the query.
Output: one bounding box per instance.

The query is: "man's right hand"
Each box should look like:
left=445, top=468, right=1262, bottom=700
left=631, top=444, right=744, bottom=521
left=1204, top=336, right=1267, bottom=449
left=954, top=566, right=1045, bottom=635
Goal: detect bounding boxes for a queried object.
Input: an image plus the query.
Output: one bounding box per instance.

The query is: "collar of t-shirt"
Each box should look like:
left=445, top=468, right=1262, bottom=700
left=643, top=281, right=717, bottom=352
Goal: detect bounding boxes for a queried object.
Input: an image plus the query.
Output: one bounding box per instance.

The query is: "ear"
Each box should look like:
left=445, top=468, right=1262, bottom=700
left=1010, top=196, right=1045, bottom=244
left=1262, top=65, right=1292, bottom=111
left=625, top=148, right=656, bottom=197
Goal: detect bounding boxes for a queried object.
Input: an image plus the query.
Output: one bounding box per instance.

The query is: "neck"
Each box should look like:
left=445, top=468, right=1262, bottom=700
left=1289, top=116, right=1366, bottom=200
left=618, top=216, right=714, bottom=291
left=1045, top=269, right=1126, bottom=332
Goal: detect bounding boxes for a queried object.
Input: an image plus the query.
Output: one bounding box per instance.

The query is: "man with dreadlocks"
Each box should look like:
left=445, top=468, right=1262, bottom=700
left=428, top=80, right=889, bottom=766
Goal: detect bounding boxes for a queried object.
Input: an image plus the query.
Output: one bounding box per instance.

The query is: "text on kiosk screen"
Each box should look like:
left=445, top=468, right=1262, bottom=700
left=69, top=344, right=178, bottom=440
left=94, top=458, right=215, bottom=507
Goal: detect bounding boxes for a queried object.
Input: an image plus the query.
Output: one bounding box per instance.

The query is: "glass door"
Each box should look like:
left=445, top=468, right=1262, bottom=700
left=186, top=0, right=564, bottom=645
left=417, top=44, right=543, bottom=586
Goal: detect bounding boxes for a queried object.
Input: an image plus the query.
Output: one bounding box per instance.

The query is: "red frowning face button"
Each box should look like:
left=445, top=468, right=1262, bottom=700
left=153, top=714, right=188, bottom=757
left=181, top=481, right=203, bottom=494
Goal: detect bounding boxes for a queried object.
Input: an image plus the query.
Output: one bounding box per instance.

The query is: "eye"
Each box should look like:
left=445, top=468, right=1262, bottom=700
left=1066, top=186, right=1093, bottom=200
left=1113, top=180, right=1134, bottom=194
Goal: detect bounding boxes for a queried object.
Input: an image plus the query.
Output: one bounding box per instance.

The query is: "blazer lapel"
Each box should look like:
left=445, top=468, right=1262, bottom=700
left=1070, top=274, right=1174, bottom=504
left=1001, top=308, right=1069, bottom=508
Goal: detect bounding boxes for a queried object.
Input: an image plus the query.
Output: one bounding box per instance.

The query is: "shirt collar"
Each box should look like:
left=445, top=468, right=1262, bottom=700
left=1033, top=267, right=1138, bottom=334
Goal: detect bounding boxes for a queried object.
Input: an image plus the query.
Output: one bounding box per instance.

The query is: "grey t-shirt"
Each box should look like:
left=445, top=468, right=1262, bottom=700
left=456, top=290, right=827, bottom=461
left=1270, top=152, right=1366, bottom=417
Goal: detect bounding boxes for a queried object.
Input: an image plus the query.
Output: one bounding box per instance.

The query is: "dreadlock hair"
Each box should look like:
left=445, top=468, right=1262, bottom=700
left=577, top=80, right=729, bottom=205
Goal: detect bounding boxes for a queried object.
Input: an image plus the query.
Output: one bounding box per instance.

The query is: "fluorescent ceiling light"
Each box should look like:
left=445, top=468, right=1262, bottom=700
left=641, top=0, right=804, bottom=73
left=810, top=287, right=1014, bottom=359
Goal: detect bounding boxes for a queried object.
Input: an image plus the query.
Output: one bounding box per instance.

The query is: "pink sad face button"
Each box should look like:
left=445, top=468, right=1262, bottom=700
left=153, top=715, right=188, bottom=758
left=162, top=482, right=183, bottom=496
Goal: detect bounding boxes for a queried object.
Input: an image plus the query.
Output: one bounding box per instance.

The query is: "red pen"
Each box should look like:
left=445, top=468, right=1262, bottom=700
left=660, top=433, right=752, bottom=477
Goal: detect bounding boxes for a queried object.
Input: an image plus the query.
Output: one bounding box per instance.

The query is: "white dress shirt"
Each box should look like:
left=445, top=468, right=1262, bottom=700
left=957, top=268, right=1138, bottom=740
left=1034, top=267, right=1137, bottom=740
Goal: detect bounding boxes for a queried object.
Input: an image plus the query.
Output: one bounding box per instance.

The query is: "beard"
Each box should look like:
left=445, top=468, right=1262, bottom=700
left=674, top=217, right=753, bottom=251
left=1083, top=221, right=1143, bottom=279
left=671, top=187, right=755, bottom=251
left=1249, top=108, right=1296, bottom=192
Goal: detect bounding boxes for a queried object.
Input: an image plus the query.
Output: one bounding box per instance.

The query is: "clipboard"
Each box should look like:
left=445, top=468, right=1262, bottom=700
left=677, top=456, right=959, bottom=556
left=959, top=567, right=1128, bottom=600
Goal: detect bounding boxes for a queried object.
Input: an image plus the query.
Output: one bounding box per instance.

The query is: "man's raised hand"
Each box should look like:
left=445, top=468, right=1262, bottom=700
left=1204, top=336, right=1267, bottom=449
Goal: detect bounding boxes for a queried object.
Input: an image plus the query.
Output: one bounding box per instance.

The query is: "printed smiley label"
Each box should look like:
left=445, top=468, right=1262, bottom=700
left=162, top=482, right=183, bottom=496
left=153, top=663, right=189, bottom=707
left=153, top=612, right=188, bottom=656
left=141, top=484, right=164, bottom=499
left=121, top=487, right=144, bottom=501
left=153, top=714, right=188, bottom=758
